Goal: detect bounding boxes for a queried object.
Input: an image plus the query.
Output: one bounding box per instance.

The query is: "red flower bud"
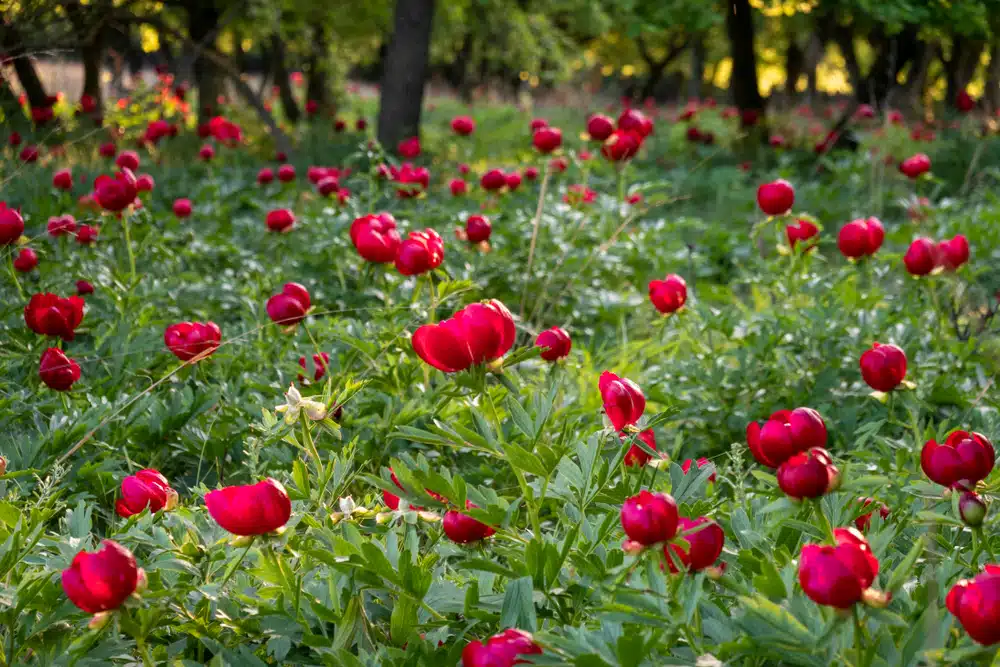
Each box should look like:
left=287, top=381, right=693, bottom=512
left=465, top=215, right=492, bottom=243
left=899, top=153, right=931, bottom=179
left=398, top=136, right=421, bottom=158
left=947, top=565, right=1000, bottom=645
left=39, top=347, right=81, bottom=391
left=48, top=214, right=76, bottom=237
left=317, top=176, right=339, bottom=196
left=76, top=224, right=99, bottom=245
left=198, top=144, right=215, bottom=161
left=278, top=164, right=296, bottom=182
left=524, top=166, right=539, bottom=180
left=412, top=299, right=515, bottom=372
left=24, top=292, right=85, bottom=341
left=94, top=169, right=138, bottom=212
left=115, top=151, right=140, bottom=171
left=0, top=202, right=25, bottom=245
left=786, top=219, right=819, bottom=250
left=449, top=178, right=467, bottom=196
left=587, top=113, right=614, bottom=141
left=648, top=274, right=687, bottom=314
left=462, top=628, right=542, bottom=666
left=135, top=173, right=154, bottom=192
left=530, top=118, right=548, bottom=132
left=99, top=142, right=116, bottom=158
left=535, top=326, right=571, bottom=362
left=116, top=469, right=177, bottom=517
left=505, top=171, right=522, bottom=191
left=859, top=342, right=906, bottom=392
left=621, top=490, right=678, bottom=545
left=173, top=198, right=192, bottom=218
left=618, top=108, right=653, bottom=136
left=921, top=430, right=995, bottom=488
left=206, top=478, right=291, bottom=535
left=746, top=407, right=827, bottom=468
left=395, top=229, right=444, bottom=276
left=62, top=540, right=139, bottom=613
left=266, top=282, right=311, bottom=326
left=837, top=217, right=884, bottom=258
left=13, top=248, right=37, bottom=272
left=756, top=179, right=795, bottom=216
left=938, top=235, right=969, bottom=270
left=164, top=321, right=221, bottom=361
left=76, top=280, right=94, bottom=296
left=665, top=516, right=724, bottom=572
left=257, top=168, right=275, bottom=185
left=854, top=497, right=890, bottom=531
left=777, top=447, right=839, bottom=500
left=959, top=491, right=988, bottom=527
left=682, top=457, right=716, bottom=482
left=298, top=352, right=330, bottom=383
left=798, top=527, right=879, bottom=608
left=903, top=237, right=940, bottom=276
left=265, top=208, right=295, bottom=233
left=599, top=371, right=645, bottom=431
left=532, top=126, right=562, bottom=153
left=601, top=129, right=643, bottom=162
left=350, top=213, right=401, bottom=263
left=480, top=168, right=507, bottom=191
left=443, top=501, right=495, bottom=543
left=53, top=168, right=73, bottom=190
left=451, top=115, right=475, bottom=136
left=622, top=428, right=657, bottom=467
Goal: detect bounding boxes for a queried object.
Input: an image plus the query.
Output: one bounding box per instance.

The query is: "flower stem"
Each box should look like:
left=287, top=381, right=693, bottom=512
left=122, top=212, right=137, bottom=286
left=216, top=538, right=255, bottom=589
left=7, top=257, right=24, bottom=301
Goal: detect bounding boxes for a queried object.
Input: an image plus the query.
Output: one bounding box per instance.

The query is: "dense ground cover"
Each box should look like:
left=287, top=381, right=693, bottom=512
left=2, top=94, right=1000, bottom=666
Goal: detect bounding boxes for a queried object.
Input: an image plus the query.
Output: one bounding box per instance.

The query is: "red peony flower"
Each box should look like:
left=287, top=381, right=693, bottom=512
left=412, top=299, right=515, bottom=372
left=116, top=469, right=178, bottom=518
left=265, top=208, right=295, bottom=233
left=39, top=347, right=81, bottom=391
left=859, top=342, right=906, bottom=392
left=798, top=528, right=879, bottom=608
left=443, top=501, right=496, bottom=543
left=599, top=371, right=645, bottom=431
left=921, top=430, right=995, bottom=489
left=665, top=516, right=725, bottom=572
left=62, top=540, right=139, bottom=613
left=24, top=293, right=85, bottom=341
left=164, top=321, right=221, bottom=361
left=266, top=282, right=311, bottom=326
left=535, top=326, right=571, bottom=362
left=205, top=478, right=291, bottom=535
left=948, top=565, right=1000, bottom=645
left=395, top=229, right=444, bottom=275
left=649, top=274, right=687, bottom=314
left=747, top=407, right=827, bottom=468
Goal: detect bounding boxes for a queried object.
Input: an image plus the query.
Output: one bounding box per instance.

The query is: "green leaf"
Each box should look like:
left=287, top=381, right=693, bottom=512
left=505, top=396, right=535, bottom=440
left=502, top=442, right=548, bottom=477
left=887, top=535, right=924, bottom=594
left=499, top=576, right=537, bottom=631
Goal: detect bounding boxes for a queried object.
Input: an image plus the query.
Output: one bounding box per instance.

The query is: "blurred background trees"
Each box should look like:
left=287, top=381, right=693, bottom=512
left=4, top=0, right=1000, bottom=148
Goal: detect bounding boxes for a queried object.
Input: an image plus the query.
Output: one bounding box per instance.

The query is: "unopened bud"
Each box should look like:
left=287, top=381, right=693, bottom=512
left=134, top=568, right=148, bottom=594
left=622, top=539, right=644, bottom=555
left=861, top=588, right=891, bottom=608
left=375, top=512, right=394, bottom=525
left=959, top=491, right=987, bottom=527
left=417, top=511, right=440, bottom=523
left=330, top=512, right=344, bottom=525
left=163, top=488, right=179, bottom=512
left=706, top=563, right=727, bottom=580
left=0, top=456, right=6, bottom=476
left=88, top=611, right=113, bottom=630
left=228, top=535, right=254, bottom=548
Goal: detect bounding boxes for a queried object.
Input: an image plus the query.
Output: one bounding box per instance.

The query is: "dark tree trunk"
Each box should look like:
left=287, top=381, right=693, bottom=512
left=0, top=25, right=49, bottom=108
left=187, top=2, right=224, bottom=123
left=377, top=0, right=436, bottom=150
left=804, top=33, right=823, bottom=103
left=832, top=25, right=863, bottom=101
left=305, top=24, right=333, bottom=117
left=946, top=38, right=986, bottom=106
left=688, top=36, right=705, bottom=100
left=81, top=39, right=103, bottom=107
left=784, top=41, right=804, bottom=101
left=725, top=0, right=763, bottom=115
left=985, top=44, right=1000, bottom=112
left=271, top=35, right=300, bottom=124
left=860, top=27, right=920, bottom=109
left=893, top=40, right=933, bottom=113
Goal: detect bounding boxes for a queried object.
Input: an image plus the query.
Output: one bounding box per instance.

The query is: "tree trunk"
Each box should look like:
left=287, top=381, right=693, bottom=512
left=271, top=35, right=300, bottom=124
left=784, top=41, right=804, bottom=102
left=985, top=44, right=1000, bottom=112
left=0, top=25, right=49, bottom=108
left=893, top=40, right=933, bottom=114
left=81, top=38, right=103, bottom=108
left=804, top=33, right=823, bottom=103
left=377, top=0, right=436, bottom=150
left=725, top=0, right=763, bottom=115
left=305, top=24, right=332, bottom=117
left=688, top=36, right=705, bottom=100
left=187, top=2, right=224, bottom=123
left=832, top=25, right=863, bottom=101
left=861, top=27, right=920, bottom=109
left=946, top=38, right=986, bottom=106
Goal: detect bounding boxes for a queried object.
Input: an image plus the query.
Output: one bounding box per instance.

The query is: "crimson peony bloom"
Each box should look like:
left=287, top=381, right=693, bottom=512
left=532, top=126, right=562, bottom=153
left=94, top=169, right=138, bottom=212
left=777, top=447, right=839, bottom=499
left=13, top=248, right=37, bottom=272
left=350, top=213, right=401, bottom=263
left=899, top=153, right=931, bottom=179
left=465, top=214, right=492, bottom=243
left=19, top=145, right=39, bottom=162
left=116, top=469, right=177, bottom=518
left=62, top=540, right=139, bottom=613
left=587, top=113, right=614, bottom=141
left=356, top=118, right=367, bottom=131
left=530, top=118, right=548, bottom=132
left=921, top=430, right=995, bottom=489
left=449, top=178, right=467, bottom=196
left=682, top=457, right=717, bottom=482
left=769, top=134, right=787, bottom=148
left=277, top=164, right=296, bottom=182
left=599, top=371, right=645, bottom=431
left=266, top=282, right=311, bottom=326
left=623, top=428, right=657, bottom=467
left=550, top=156, right=569, bottom=172
left=854, top=498, right=890, bottom=531
left=938, top=235, right=969, bottom=270
left=412, top=299, right=515, bottom=373
left=395, top=229, right=444, bottom=276
left=115, top=150, right=140, bottom=171
left=649, top=274, right=687, bottom=314
left=798, top=528, right=879, bottom=609
left=855, top=104, right=875, bottom=119
left=298, top=352, right=330, bottom=382
left=601, top=129, right=643, bottom=162
left=665, top=516, right=725, bottom=572
left=135, top=174, right=154, bottom=192
left=198, top=144, right=215, bottom=161
left=620, top=490, right=678, bottom=545
left=48, top=214, right=77, bottom=237
left=391, top=163, right=430, bottom=198
left=265, top=208, right=295, bottom=233
left=505, top=171, right=522, bottom=191
left=524, top=166, right=539, bottom=180
left=0, top=203, right=24, bottom=245
left=24, top=293, right=85, bottom=341
left=757, top=179, right=795, bottom=216
left=535, top=326, right=571, bottom=362
left=948, top=565, right=1000, bottom=645
left=173, top=198, right=192, bottom=218
left=76, top=280, right=94, bottom=296
left=786, top=219, right=819, bottom=250
left=746, top=407, right=828, bottom=468
left=443, top=501, right=496, bottom=543
left=164, top=321, right=221, bottom=361
left=305, top=99, right=318, bottom=115
left=207, top=116, right=243, bottom=145
left=317, top=176, right=339, bottom=196
left=99, top=142, right=116, bottom=158
left=903, top=237, right=940, bottom=276
left=334, top=119, right=347, bottom=132
left=381, top=467, right=445, bottom=511
left=257, top=168, right=275, bottom=185
left=53, top=168, right=73, bottom=190
left=618, top=108, right=653, bottom=137
left=837, top=217, right=884, bottom=258
left=205, top=478, right=291, bottom=535
left=956, top=89, right=975, bottom=113
left=451, top=115, right=475, bottom=136
left=480, top=168, right=507, bottom=191
left=398, top=136, right=421, bottom=158
left=859, top=342, right=906, bottom=392
left=462, top=629, right=542, bottom=667
left=8, top=131, right=21, bottom=147
left=80, top=93, right=97, bottom=113
left=39, top=347, right=81, bottom=391
left=76, top=224, right=99, bottom=245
